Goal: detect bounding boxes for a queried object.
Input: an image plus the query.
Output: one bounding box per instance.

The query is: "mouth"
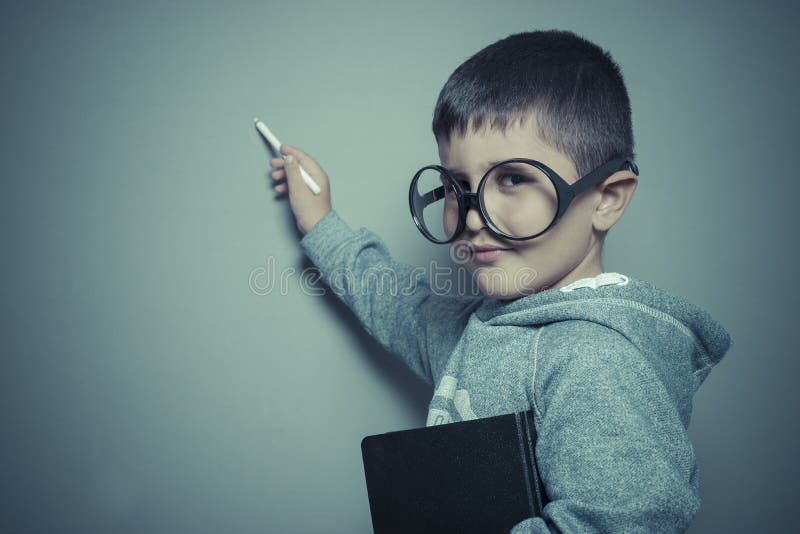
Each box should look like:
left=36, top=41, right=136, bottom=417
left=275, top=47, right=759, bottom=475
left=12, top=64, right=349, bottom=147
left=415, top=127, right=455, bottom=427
left=470, top=244, right=512, bottom=264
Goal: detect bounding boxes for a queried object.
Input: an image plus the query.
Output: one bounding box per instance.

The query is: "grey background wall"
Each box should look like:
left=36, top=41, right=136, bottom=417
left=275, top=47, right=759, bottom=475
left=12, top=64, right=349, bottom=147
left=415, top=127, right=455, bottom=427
left=2, top=0, right=797, bottom=532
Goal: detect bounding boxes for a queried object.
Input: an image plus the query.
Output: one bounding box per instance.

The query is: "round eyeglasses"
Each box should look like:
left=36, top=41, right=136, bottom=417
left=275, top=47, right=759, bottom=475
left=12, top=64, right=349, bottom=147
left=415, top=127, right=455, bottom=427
left=409, top=157, right=639, bottom=243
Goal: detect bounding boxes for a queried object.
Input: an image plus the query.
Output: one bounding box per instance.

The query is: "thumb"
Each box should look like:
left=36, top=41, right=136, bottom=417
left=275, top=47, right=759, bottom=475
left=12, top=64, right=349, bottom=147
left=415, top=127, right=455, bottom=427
left=279, top=144, right=329, bottom=190
left=278, top=146, right=332, bottom=235
left=282, top=153, right=318, bottom=198
left=282, top=154, right=303, bottom=190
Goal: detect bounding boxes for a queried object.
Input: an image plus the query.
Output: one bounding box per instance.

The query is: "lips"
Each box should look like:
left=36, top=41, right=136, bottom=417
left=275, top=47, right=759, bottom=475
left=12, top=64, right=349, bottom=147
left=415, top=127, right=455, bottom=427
left=470, top=243, right=512, bottom=264
left=471, top=244, right=511, bottom=253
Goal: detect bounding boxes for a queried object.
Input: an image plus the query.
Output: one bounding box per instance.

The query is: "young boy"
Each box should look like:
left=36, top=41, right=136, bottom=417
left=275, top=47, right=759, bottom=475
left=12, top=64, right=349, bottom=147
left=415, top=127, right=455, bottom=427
left=268, top=29, right=732, bottom=533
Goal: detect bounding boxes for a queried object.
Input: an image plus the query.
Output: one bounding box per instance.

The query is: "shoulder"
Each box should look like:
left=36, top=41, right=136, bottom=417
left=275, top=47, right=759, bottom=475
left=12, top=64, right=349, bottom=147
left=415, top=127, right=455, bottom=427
left=538, top=320, right=639, bottom=367
left=529, top=320, right=646, bottom=417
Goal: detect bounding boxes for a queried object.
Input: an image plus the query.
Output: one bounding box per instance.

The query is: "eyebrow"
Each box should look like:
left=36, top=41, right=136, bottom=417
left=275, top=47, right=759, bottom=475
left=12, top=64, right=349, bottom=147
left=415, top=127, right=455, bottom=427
left=444, top=160, right=504, bottom=177
left=444, top=160, right=526, bottom=178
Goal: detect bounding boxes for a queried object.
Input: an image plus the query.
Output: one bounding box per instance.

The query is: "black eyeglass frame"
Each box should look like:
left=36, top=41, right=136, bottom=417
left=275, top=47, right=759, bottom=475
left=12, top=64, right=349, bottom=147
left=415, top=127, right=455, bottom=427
left=409, top=157, right=639, bottom=244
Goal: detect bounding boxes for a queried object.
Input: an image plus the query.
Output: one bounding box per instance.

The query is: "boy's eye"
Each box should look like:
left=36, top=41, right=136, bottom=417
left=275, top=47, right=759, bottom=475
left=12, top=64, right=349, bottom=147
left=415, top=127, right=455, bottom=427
left=440, top=179, right=457, bottom=196
left=441, top=179, right=469, bottom=196
left=497, top=174, right=529, bottom=187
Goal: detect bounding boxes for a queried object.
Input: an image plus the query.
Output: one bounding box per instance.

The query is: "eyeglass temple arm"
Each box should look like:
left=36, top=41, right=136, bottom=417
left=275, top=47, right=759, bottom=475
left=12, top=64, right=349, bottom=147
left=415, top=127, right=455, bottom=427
left=570, top=159, right=639, bottom=197
left=418, top=185, right=446, bottom=207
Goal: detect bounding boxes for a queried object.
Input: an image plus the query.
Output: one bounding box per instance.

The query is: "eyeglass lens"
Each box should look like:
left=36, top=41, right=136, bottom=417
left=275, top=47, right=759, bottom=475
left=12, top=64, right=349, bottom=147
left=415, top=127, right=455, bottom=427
left=411, top=161, right=558, bottom=241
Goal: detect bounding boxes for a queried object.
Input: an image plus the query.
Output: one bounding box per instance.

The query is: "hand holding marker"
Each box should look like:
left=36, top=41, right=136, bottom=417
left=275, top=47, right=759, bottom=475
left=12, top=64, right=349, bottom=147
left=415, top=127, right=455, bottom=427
left=256, top=118, right=332, bottom=235
left=254, top=118, right=321, bottom=195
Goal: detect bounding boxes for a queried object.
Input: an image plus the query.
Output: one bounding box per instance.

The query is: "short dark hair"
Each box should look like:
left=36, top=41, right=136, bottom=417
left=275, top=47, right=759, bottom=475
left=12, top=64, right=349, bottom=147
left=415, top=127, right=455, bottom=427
left=432, top=29, right=635, bottom=179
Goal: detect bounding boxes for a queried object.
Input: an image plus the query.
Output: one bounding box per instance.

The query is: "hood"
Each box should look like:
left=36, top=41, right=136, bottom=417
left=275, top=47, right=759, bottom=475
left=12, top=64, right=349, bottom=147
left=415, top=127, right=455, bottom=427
left=474, top=272, right=732, bottom=391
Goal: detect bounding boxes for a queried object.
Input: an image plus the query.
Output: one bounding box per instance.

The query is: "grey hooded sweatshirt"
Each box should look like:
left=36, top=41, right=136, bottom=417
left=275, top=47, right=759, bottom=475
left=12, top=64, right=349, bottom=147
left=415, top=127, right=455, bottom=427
left=298, top=210, right=732, bottom=533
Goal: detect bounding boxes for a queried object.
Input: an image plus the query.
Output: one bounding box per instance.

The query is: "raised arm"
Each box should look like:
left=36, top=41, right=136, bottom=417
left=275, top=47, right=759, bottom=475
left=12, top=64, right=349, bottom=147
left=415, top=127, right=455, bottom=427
left=270, top=145, right=480, bottom=385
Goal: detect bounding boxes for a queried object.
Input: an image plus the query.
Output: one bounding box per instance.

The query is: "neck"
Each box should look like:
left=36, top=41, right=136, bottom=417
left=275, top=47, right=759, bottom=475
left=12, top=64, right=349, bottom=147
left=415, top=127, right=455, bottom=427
left=548, top=235, right=605, bottom=291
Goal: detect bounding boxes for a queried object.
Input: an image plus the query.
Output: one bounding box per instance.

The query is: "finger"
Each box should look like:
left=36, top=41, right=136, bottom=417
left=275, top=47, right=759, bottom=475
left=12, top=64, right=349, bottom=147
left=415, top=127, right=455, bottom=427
left=279, top=144, right=327, bottom=179
left=272, top=176, right=287, bottom=186
left=269, top=157, right=285, bottom=167
left=282, top=154, right=302, bottom=190
left=271, top=169, right=285, bottom=180
left=274, top=183, right=287, bottom=194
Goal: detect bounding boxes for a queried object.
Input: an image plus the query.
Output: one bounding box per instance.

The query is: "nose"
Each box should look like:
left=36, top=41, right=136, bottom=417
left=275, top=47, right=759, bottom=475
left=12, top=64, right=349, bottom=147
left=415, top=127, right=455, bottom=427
left=463, top=193, right=486, bottom=233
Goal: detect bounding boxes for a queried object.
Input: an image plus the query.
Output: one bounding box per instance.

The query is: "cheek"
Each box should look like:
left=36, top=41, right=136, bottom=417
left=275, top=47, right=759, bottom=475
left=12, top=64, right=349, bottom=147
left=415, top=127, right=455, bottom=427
left=549, top=198, right=595, bottom=241
left=508, top=231, right=575, bottom=276
left=510, top=244, right=551, bottom=276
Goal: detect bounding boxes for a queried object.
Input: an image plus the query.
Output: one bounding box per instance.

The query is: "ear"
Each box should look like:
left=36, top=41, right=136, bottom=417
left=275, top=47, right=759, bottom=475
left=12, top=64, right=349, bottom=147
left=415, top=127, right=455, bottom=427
left=592, top=170, right=638, bottom=232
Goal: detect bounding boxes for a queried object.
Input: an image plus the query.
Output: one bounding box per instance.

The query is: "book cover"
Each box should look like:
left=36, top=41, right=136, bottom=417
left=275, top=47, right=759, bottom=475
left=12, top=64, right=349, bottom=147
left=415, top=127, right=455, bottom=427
left=361, top=409, right=547, bottom=534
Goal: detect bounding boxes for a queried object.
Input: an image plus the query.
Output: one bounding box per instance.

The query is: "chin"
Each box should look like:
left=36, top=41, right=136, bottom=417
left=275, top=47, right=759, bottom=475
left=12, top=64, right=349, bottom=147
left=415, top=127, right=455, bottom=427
left=474, top=278, right=525, bottom=300
left=485, top=290, right=526, bottom=302
left=471, top=265, right=541, bottom=299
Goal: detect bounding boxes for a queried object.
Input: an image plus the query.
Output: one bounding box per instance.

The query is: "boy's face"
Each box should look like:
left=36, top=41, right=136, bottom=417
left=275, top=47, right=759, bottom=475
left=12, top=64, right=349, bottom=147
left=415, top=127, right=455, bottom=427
left=437, top=115, right=606, bottom=300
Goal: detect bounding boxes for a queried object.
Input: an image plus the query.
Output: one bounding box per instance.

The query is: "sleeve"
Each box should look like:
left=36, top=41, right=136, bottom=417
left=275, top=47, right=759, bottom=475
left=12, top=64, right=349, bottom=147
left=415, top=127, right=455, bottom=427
left=298, top=210, right=480, bottom=385
left=510, top=322, right=700, bottom=533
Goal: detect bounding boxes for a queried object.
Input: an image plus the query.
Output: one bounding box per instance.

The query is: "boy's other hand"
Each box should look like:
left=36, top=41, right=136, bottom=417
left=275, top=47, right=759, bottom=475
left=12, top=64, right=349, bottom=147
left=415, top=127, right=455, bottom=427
left=269, top=144, right=332, bottom=235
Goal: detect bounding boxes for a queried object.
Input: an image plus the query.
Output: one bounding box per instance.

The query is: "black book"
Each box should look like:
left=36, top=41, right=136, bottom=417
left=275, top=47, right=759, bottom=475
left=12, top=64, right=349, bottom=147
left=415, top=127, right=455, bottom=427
left=360, top=409, right=547, bottom=534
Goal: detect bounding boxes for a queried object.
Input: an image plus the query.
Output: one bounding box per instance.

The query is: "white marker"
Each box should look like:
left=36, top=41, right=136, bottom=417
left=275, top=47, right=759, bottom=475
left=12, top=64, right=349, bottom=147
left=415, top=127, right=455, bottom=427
left=254, top=118, right=322, bottom=195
